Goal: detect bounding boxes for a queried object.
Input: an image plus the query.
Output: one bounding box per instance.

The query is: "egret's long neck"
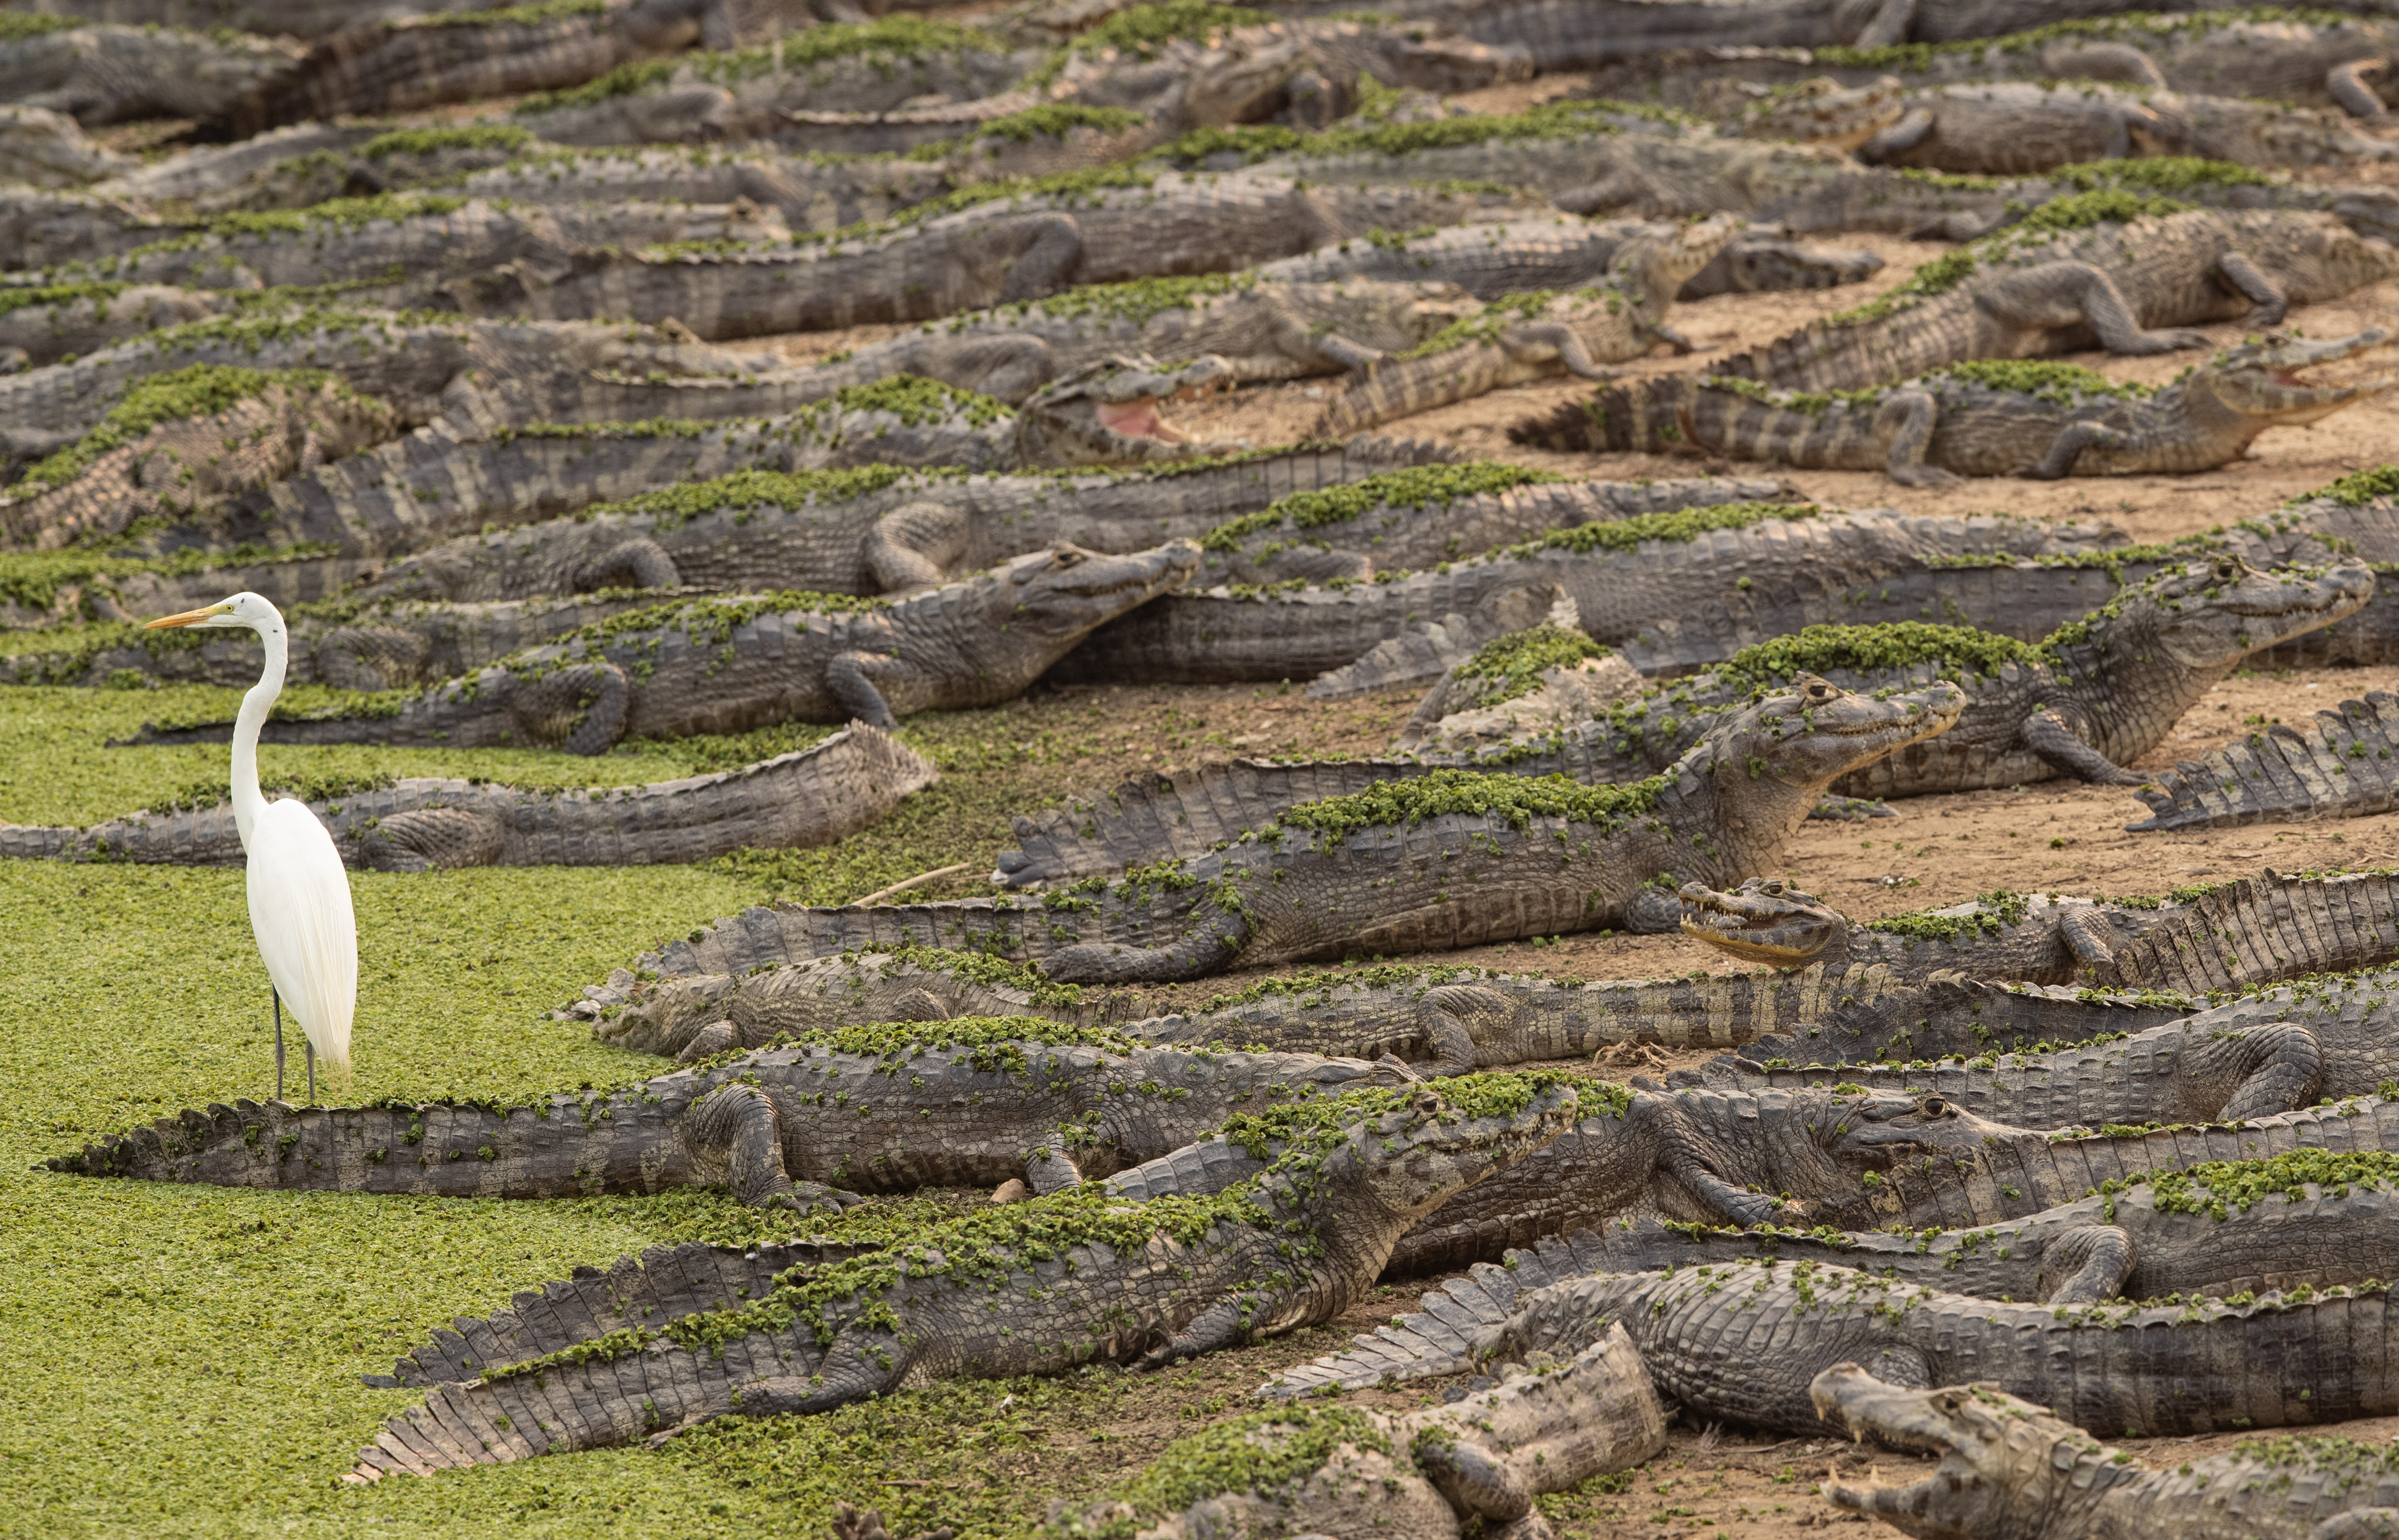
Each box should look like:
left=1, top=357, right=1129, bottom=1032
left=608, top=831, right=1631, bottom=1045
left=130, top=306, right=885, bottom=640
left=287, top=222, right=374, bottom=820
left=230, top=621, right=287, bottom=851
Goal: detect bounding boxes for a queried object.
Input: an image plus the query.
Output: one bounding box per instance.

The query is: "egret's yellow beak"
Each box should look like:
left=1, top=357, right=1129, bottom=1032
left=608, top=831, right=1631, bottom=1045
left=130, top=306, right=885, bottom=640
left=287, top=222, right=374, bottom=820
left=144, top=603, right=232, bottom=629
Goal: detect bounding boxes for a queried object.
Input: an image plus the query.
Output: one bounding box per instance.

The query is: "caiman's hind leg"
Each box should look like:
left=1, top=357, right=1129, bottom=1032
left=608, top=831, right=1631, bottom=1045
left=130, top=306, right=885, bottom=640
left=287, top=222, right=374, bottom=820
left=2019, top=706, right=2148, bottom=786
left=2028, top=419, right=2131, bottom=479
left=995, top=214, right=1084, bottom=303
left=2313, top=1512, right=2399, bottom=1539
left=2328, top=59, right=2392, bottom=123
left=507, top=662, right=631, bottom=755
left=2035, top=1224, right=2136, bottom=1305
left=686, top=1083, right=863, bottom=1213
left=573, top=539, right=680, bottom=592
left=1974, top=261, right=2213, bottom=356
left=647, top=1329, right=911, bottom=1446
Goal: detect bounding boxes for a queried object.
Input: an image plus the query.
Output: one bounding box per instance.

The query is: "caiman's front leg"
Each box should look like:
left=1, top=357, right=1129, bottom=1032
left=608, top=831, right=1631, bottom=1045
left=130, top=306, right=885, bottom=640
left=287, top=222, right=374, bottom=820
left=2018, top=705, right=2147, bottom=785
left=1043, top=896, right=1251, bottom=983
left=1974, top=261, right=2212, bottom=356
left=1851, top=0, right=1916, bottom=48
left=825, top=650, right=914, bottom=730
left=2328, top=59, right=2392, bottom=122
left=1415, top=1437, right=1537, bottom=1525
left=687, top=1083, right=863, bottom=1213
left=1872, top=390, right=1963, bottom=488
left=2057, top=904, right=2126, bottom=980
left=1857, top=106, right=1934, bottom=163
left=2027, top=420, right=2129, bottom=479
left=1135, top=1291, right=1274, bottom=1369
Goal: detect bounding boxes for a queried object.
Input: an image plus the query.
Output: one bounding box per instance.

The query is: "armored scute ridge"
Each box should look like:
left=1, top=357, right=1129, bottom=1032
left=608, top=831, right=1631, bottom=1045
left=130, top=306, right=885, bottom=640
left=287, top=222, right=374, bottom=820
left=31, top=11, right=2399, bottom=1527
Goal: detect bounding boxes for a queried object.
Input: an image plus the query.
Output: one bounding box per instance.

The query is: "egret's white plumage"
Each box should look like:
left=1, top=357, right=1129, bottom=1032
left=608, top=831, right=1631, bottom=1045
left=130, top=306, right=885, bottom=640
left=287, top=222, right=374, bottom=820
left=145, top=592, right=356, bottom=1080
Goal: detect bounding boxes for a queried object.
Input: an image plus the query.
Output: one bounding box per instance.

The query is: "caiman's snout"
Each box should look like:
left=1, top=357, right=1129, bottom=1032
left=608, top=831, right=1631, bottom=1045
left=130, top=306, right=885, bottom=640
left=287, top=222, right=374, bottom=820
left=1676, top=878, right=1842, bottom=966
left=2217, top=327, right=2398, bottom=416
left=1813, top=1366, right=2065, bottom=1540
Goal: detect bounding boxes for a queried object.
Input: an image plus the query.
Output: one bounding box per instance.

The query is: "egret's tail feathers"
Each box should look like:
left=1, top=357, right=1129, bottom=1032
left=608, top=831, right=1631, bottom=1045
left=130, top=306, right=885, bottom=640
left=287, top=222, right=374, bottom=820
left=43, top=1092, right=688, bottom=1198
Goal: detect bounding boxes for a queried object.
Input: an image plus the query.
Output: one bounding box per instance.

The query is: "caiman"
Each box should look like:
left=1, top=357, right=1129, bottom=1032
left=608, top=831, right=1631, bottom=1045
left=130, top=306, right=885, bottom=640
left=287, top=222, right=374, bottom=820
left=1282, top=1254, right=2399, bottom=1441
left=1581, top=10, right=2399, bottom=123
left=1272, top=1097, right=2399, bottom=1396
left=356, top=461, right=1774, bottom=606
left=1252, top=214, right=1884, bottom=301
left=1529, top=335, right=2398, bottom=484
left=0, top=721, right=935, bottom=871
left=465, top=172, right=1536, bottom=340
left=574, top=674, right=1964, bottom=983
left=46, top=1017, right=1415, bottom=1210
left=1686, top=961, right=2399, bottom=1125
left=1677, top=868, right=2399, bottom=993
left=1817, top=1366, right=2399, bottom=1540
left=1059, top=503, right=2118, bottom=692
left=1525, top=200, right=2399, bottom=405
left=2126, top=689, right=2399, bottom=832
left=347, top=1080, right=2006, bottom=1394
left=588, top=943, right=2184, bottom=1075
left=991, top=558, right=2377, bottom=883
left=1212, top=108, right=2399, bottom=241
left=1307, top=215, right=1741, bottom=435
left=1400, top=1146, right=2399, bottom=1309
left=1045, top=1338, right=1663, bottom=1540
left=1738, top=75, right=2399, bottom=174
left=124, top=540, right=1200, bottom=748
left=0, top=14, right=301, bottom=126
left=341, top=1073, right=1578, bottom=1481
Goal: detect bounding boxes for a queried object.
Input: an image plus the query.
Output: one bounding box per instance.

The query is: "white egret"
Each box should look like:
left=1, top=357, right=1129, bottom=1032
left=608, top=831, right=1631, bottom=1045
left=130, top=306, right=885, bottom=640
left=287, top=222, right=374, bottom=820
left=146, top=593, right=356, bottom=1101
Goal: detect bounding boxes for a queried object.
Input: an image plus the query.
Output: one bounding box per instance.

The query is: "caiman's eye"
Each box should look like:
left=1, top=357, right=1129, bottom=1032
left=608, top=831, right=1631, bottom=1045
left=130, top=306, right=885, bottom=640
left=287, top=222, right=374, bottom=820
left=1761, top=881, right=1784, bottom=896
left=2211, top=559, right=2240, bottom=584
left=1919, top=1096, right=1949, bottom=1119
left=1054, top=549, right=1085, bottom=566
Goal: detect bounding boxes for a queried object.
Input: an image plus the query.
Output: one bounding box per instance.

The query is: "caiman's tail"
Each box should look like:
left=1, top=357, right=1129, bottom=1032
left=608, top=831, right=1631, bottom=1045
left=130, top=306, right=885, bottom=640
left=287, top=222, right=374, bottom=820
left=1507, top=376, right=1698, bottom=453
left=351, top=1326, right=822, bottom=1482
left=382, top=1237, right=871, bottom=1387
left=43, top=1091, right=692, bottom=1199
left=2126, top=691, right=2399, bottom=832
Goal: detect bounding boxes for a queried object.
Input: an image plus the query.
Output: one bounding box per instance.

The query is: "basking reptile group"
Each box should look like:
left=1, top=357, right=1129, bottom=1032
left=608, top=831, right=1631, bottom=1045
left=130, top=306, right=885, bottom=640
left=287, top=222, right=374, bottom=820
left=16, top=2, right=2399, bottom=1536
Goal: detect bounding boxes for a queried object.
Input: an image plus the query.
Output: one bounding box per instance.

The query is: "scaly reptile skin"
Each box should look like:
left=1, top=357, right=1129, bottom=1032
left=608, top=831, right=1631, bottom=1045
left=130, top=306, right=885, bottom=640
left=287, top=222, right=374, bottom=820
left=1558, top=334, right=2398, bottom=484
left=1687, top=962, right=2399, bottom=1125
left=46, top=1019, right=1409, bottom=1209
left=28, top=197, right=774, bottom=302
left=467, top=174, right=1534, bottom=340
left=2128, top=690, right=2399, bottom=831
left=216, top=0, right=720, bottom=133
left=508, top=15, right=1524, bottom=148
left=1818, top=1367, right=2399, bottom=1540
left=1195, top=471, right=1800, bottom=587
left=602, top=675, right=1963, bottom=984
left=1678, top=869, right=2399, bottom=991
left=1253, top=214, right=1884, bottom=301
left=342, top=1077, right=1578, bottom=1482
left=995, top=558, right=2374, bottom=883
left=1530, top=206, right=2399, bottom=410
left=0, top=378, right=400, bottom=550
left=762, top=277, right=1481, bottom=408
left=1060, top=506, right=2115, bottom=692
left=0, top=17, right=301, bottom=125
left=1310, top=215, right=1739, bottom=435
left=357, top=445, right=1559, bottom=608
left=1229, top=119, right=2399, bottom=241
left=109, top=383, right=1160, bottom=569
left=1282, top=1254, right=2399, bottom=1440
left=7, top=590, right=689, bottom=692
left=1052, top=1336, right=1663, bottom=1540
left=1270, top=1096, right=2399, bottom=1393
left=589, top=945, right=2182, bottom=1075
left=1747, top=78, right=2399, bottom=174
left=0, top=721, right=935, bottom=871
left=0, top=309, right=849, bottom=467
left=1438, top=1154, right=2399, bottom=1308
left=1583, top=10, right=2399, bottom=122
left=125, top=540, right=1200, bottom=748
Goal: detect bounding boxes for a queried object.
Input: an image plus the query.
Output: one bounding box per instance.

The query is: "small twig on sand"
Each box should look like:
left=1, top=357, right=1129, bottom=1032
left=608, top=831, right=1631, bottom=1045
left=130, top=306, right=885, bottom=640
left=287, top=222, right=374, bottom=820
left=854, top=863, right=972, bottom=906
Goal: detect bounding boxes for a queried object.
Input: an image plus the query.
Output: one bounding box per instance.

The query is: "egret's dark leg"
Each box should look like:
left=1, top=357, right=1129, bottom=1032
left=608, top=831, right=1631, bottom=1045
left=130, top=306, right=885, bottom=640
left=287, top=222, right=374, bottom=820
left=273, top=989, right=286, bottom=1103
left=306, top=1040, right=316, bottom=1105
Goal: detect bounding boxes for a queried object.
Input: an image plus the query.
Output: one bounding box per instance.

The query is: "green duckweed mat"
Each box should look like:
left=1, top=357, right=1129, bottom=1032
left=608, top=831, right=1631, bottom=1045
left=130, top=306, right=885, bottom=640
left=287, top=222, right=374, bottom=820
left=0, top=679, right=1486, bottom=1539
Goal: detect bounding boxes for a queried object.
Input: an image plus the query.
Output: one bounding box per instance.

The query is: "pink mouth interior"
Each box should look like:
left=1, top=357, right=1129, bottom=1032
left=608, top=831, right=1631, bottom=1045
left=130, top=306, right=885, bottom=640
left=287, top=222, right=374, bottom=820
left=1095, top=396, right=1190, bottom=443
